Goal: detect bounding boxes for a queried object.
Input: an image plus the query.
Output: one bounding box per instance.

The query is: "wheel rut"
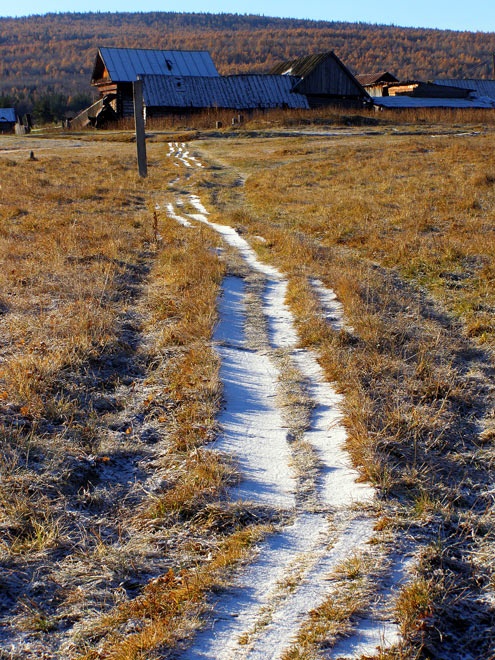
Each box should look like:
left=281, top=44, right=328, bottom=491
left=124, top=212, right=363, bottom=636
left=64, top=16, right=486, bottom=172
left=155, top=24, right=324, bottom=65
left=160, top=142, right=408, bottom=660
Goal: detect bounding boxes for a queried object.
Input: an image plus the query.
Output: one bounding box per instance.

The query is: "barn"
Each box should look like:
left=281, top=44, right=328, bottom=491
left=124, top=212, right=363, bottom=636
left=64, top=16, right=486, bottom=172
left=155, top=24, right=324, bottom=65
left=91, top=47, right=220, bottom=118
left=270, top=52, right=371, bottom=107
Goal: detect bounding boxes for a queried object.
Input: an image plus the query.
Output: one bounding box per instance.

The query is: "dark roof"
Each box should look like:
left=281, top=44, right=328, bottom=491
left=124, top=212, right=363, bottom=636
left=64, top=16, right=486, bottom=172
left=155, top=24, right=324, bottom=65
left=375, top=96, right=495, bottom=109
left=0, top=108, right=16, bottom=122
left=270, top=52, right=335, bottom=77
left=141, top=74, right=309, bottom=110
left=356, top=72, right=399, bottom=86
left=270, top=51, right=369, bottom=99
left=435, top=79, right=495, bottom=98
left=92, top=47, right=219, bottom=83
left=385, top=81, right=472, bottom=99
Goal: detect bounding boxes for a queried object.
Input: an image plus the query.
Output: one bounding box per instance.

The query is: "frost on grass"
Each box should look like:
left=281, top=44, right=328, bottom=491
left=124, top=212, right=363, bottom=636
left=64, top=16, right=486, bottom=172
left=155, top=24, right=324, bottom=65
left=165, top=181, right=393, bottom=659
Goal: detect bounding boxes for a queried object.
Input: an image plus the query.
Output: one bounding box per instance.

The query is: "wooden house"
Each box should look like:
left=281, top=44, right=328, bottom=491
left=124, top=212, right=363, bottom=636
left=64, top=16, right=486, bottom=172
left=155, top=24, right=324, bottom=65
left=270, top=52, right=371, bottom=107
left=91, top=47, right=220, bottom=118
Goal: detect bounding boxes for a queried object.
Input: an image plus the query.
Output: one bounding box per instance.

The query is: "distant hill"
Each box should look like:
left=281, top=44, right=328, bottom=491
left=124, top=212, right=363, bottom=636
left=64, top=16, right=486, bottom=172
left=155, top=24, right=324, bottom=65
left=1, top=12, right=495, bottom=109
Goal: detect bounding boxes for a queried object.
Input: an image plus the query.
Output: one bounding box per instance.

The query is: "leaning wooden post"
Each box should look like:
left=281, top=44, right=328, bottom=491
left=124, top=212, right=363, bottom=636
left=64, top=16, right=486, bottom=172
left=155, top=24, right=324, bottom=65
left=133, top=78, right=147, bottom=178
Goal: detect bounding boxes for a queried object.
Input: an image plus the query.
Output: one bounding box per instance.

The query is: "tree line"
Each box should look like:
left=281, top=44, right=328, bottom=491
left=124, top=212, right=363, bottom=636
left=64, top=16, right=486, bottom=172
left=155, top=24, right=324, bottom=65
left=1, top=11, right=495, bottom=121
left=0, top=91, right=92, bottom=124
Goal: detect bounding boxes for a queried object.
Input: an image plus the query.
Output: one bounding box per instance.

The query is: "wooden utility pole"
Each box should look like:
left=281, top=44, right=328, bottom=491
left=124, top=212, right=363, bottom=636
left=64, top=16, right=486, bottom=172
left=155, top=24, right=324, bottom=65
left=133, top=78, right=147, bottom=178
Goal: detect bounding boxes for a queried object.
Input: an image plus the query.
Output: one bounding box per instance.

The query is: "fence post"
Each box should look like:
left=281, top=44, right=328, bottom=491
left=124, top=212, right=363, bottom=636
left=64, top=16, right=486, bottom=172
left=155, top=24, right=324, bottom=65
left=133, top=78, right=147, bottom=178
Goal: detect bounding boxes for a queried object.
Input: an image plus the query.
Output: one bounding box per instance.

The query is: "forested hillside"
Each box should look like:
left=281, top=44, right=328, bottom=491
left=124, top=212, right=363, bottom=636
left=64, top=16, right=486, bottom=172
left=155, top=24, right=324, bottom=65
left=2, top=11, right=495, bottom=118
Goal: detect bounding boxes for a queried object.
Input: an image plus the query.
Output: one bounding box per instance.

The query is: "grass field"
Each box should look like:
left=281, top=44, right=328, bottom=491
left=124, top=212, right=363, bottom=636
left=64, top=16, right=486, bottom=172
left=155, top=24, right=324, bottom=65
left=0, top=111, right=494, bottom=659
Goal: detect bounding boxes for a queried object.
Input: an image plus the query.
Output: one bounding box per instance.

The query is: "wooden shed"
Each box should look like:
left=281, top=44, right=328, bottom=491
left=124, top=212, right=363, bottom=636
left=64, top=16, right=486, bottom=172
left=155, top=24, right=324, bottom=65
left=0, top=108, right=17, bottom=133
left=270, top=52, right=371, bottom=107
left=91, top=47, right=220, bottom=118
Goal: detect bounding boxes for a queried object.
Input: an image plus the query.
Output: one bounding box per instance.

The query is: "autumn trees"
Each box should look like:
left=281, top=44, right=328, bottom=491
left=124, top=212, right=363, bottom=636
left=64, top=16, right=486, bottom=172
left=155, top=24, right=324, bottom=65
left=1, top=11, right=495, bottom=120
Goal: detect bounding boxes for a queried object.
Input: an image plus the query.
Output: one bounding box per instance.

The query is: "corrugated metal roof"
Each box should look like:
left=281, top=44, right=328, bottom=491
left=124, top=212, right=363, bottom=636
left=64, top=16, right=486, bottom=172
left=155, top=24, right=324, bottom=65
left=97, top=47, right=219, bottom=82
left=141, top=74, right=309, bottom=110
left=435, top=79, right=495, bottom=98
left=374, top=96, right=495, bottom=109
left=0, top=108, right=16, bottom=122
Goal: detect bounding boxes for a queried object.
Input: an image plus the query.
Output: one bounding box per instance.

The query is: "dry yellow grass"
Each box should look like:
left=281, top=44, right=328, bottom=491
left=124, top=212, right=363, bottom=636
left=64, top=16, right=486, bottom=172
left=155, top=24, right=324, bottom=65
left=2, top=111, right=495, bottom=658
left=76, top=525, right=269, bottom=660
left=0, top=136, right=271, bottom=659
left=202, top=130, right=495, bottom=350
left=195, top=123, right=495, bottom=658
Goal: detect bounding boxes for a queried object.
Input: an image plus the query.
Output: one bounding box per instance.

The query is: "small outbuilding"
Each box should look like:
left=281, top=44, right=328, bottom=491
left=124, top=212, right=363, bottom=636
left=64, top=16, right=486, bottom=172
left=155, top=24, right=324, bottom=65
left=0, top=108, right=17, bottom=133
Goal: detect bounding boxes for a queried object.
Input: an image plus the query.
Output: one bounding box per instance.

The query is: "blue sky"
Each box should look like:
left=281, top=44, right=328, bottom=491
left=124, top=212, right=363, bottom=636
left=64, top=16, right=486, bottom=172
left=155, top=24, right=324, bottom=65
left=1, top=0, right=494, bottom=33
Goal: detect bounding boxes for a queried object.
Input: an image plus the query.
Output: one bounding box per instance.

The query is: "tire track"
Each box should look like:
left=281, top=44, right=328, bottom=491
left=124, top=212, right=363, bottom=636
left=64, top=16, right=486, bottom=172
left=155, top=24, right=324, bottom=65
left=161, top=142, right=406, bottom=659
